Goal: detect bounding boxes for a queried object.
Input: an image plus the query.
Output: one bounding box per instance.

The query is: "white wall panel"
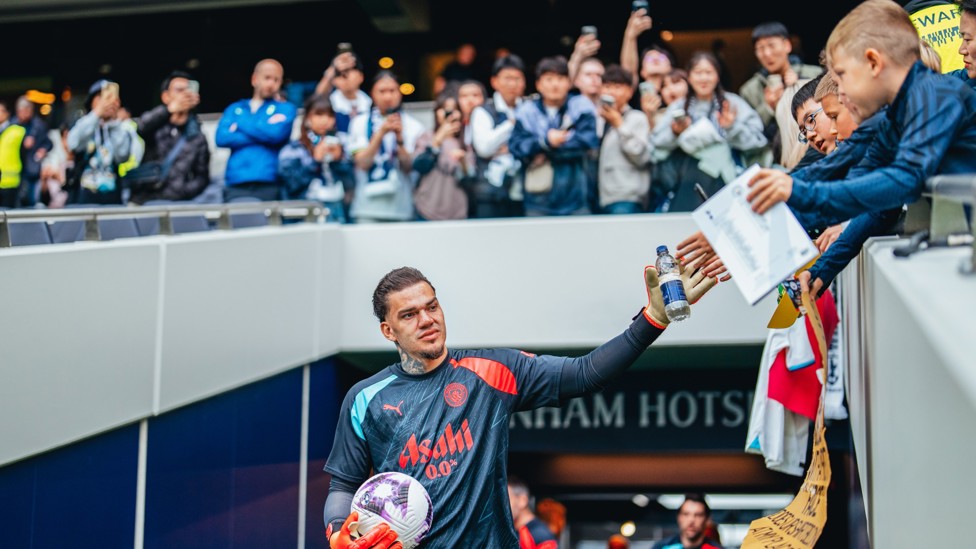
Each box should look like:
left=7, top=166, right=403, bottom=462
left=0, top=242, right=159, bottom=465
left=338, top=214, right=776, bottom=351
left=157, top=227, right=323, bottom=413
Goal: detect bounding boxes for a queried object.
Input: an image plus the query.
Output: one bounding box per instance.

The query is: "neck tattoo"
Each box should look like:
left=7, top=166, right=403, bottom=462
left=398, top=347, right=427, bottom=375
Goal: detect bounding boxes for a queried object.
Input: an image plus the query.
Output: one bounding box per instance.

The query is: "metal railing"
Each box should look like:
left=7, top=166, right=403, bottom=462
left=0, top=200, right=328, bottom=247
left=913, top=175, right=976, bottom=273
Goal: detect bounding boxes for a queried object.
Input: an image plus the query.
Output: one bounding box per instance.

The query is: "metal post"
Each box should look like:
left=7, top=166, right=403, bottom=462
left=159, top=213, right=174, bottom=236
left=0, top=212, right=10, bottom=248
left=84, top=215, right=100, bottom=241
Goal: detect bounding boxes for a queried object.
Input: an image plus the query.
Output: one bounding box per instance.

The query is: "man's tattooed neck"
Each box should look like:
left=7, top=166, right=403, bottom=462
left=398, top=347, right=427, bottom=375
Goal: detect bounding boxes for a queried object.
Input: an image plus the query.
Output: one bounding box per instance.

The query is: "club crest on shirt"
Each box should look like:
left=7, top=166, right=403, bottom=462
left=444, top=382, right=468, bottom=407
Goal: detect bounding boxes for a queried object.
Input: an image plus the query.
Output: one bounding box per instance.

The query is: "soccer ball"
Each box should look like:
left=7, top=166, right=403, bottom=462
left=351, top=471, right=433, bottom=549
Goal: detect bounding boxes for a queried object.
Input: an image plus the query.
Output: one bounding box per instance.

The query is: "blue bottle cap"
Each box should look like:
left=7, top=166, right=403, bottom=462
left=656, top=245, right=668, bottom=255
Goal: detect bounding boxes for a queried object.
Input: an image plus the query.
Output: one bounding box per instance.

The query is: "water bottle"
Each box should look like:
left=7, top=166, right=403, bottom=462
left=655, top=246, right=691, bottom=322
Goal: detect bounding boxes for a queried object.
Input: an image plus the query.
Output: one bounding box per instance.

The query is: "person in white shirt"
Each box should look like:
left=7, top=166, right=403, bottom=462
left=346, top=70, right=425, bottom=223
left=469, top=55, right=527, bottom=218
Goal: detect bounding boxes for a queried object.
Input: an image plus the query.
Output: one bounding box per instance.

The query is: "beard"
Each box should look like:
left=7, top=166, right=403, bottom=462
left=417, top=345, right=445, bottom=361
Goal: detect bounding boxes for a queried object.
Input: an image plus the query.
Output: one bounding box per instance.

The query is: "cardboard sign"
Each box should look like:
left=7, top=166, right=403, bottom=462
left=742, top=288, right=831, bottom=549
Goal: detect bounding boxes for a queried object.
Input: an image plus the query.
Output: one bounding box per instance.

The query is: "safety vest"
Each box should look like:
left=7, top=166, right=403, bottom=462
left=117, top=119, right=143, bottom=177
left=0, top=123, right=26, bottom=189
left=910, top=3, right=965, bottom=73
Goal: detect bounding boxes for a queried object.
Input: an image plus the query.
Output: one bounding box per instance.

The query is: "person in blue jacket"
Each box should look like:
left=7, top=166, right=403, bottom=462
left=509, top=56, right=600, bottom=216
left=215, top=58, right=297, bottom=202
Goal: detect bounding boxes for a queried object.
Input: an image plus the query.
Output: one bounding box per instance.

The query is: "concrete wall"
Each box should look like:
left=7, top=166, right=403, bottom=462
left=842, top=238, right=976, bottom=547
left=0, top=214, right=774, bottom=467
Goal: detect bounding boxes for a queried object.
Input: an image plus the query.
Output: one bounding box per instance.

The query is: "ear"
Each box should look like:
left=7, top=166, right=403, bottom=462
left=783, top=37, right=793, bottom=55
left=865, top=48, right=884, bottom=76
left=380, top=321, right=397, bottom=343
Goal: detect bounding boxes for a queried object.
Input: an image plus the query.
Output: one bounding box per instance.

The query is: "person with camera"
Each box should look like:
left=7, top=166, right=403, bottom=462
left=509, top=56, right=599, bottom=217
left=410, top=87, right=473, bottom=221
left=128, top=71, right=210, bottom=205
left=346, top=70, right=425, bottom=223
left=65, top=79, right=133, bottom=205
left=738, top=22, right=822, bottom=142
left=278, top=94, right=348, bottom=222
left=650, top=52, right=766, bottom=212
left=597, top=64, right=652, bottom=215
left=470, top=54, right=527, bottom=218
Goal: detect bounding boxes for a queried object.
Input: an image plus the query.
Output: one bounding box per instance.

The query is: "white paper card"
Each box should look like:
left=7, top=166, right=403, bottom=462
left=691, top=164, right=819, bottom=305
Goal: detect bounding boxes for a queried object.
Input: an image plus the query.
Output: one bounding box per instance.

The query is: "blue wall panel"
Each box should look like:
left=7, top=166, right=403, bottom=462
left=0, top=424, right=139, bottom=549
left=144, top=368, right=303, bottom=549
left=304, top=358, right=342, bottom=548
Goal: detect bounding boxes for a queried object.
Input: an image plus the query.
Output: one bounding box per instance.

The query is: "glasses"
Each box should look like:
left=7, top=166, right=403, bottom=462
left=797, top=107, right=823, bottom=144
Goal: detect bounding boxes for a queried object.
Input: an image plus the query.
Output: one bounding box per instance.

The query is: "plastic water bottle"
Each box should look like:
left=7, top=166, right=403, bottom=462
left=655, top=245, right=691, bottom=322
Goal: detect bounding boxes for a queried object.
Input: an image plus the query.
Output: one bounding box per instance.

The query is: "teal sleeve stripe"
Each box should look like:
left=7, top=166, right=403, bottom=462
left=351, top=374, right=398, bottom=440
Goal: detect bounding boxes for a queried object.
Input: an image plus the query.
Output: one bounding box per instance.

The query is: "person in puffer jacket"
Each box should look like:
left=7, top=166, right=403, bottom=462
left=131, top=71, right=210, bottom=205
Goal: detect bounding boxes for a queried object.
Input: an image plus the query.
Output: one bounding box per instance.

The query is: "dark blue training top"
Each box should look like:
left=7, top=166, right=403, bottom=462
left=787, top=61, right=976, bottom=227
left=326, top=314, right=663, bottom=548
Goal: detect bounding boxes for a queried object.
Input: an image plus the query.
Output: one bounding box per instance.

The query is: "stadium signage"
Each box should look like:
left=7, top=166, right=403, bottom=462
left=508, top=370, right=755, bottom=451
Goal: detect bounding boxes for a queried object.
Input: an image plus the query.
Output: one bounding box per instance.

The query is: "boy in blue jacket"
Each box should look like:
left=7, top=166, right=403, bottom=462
left=216, top=58, right=297, bottom=202
left=746, top=0, right=976, bottom=294
left=747, top=0, right=976, bottom=224
left=509, top=56, right=599, bottom=216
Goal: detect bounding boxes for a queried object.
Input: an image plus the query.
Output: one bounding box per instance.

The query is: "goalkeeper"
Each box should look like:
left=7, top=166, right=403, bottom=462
left=324, top=259, right=717, bottom=549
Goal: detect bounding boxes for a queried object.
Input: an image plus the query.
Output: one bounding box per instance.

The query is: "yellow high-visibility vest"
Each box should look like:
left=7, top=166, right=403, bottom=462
left=0, top=123, right=26, bottom=189
left=910, top=3, right=965, bottom=74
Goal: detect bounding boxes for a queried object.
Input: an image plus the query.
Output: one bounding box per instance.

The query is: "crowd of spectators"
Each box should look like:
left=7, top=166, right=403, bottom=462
left=0, top=0, right=972, bottom=259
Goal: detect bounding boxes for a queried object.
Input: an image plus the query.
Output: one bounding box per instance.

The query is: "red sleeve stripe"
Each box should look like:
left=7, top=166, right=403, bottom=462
left=450, top=357, right=518, bottom=395
left=643, top=308, right=668, bottom=330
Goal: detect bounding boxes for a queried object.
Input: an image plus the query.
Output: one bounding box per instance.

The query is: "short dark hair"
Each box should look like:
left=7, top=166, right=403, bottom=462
left=507, top=475, right=530, bottom=497
left=959, top=0, right=976, bottom=15
left=492, top=54, right=526, bottom=77
left=161, top=70, right=193, bottom=93
left=790, top=73, right=825, bottom=120
left=372, top=267, right=435, bottom=321
left=680, top=493, right=711, bottom=517
left=602, top=64, right=634, bottom=87
left=458, top=79, right=488, bottom=100
left=752, top=21, right=790, bottom=43
left=372, top=69, right=400, bottom=87
left=535, top=56, right=569, bottom=80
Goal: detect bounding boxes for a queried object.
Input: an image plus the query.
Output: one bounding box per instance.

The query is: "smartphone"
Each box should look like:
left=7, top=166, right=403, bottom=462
left=186, top=80, right=199, bottom=94
left=384, top=106, right=401, bottom=116
left=693, top=182, right=709, bottom=204
left=337, top=42, right=354, bottom=54
left=632, top=0, right=649, bottom=11
left=599, top=94, right=616, bottom=108
left=101, top=82, right=119, bottom=103
left=580, top=25, right=598, bottom=38
left=766, top=74, right=784, bottom=89
left=638, top=81, right=657, bottom=96
left=672, top=107, right=687, bottom=122
left=323, top=135, right=341, bottom=146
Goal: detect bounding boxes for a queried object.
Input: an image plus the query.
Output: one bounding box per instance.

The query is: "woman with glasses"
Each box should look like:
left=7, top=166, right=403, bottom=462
left=648, top=52, right=767, bottom=212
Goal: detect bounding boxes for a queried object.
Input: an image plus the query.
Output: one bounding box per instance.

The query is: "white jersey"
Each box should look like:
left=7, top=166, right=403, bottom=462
left=746, top=324, right=812, bottom=477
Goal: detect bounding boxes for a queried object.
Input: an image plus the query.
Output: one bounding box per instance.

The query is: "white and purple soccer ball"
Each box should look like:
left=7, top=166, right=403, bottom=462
left=350, top=471, right=433, bottom=549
